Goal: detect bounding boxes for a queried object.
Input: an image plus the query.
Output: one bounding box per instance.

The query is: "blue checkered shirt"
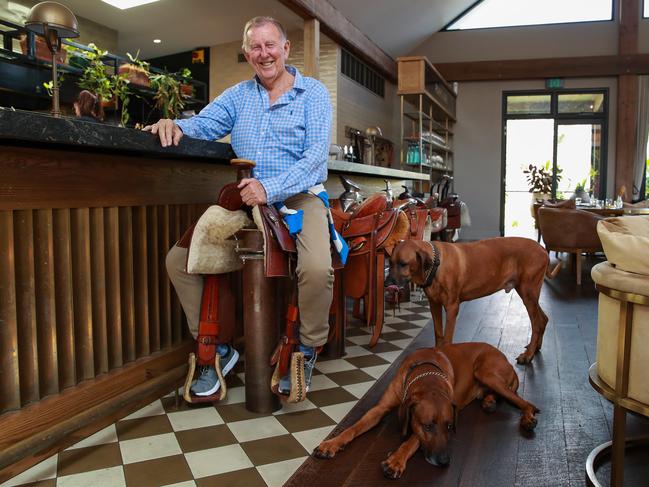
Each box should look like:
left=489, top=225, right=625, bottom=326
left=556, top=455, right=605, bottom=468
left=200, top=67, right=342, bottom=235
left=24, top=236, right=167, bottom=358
left=176, top=66, right=332, bottom=204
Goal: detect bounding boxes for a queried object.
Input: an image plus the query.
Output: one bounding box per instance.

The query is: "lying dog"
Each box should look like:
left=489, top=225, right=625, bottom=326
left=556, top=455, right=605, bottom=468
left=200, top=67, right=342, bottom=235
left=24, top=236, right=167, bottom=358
left=391, top=238, right=559, bottom=364
left=314, top=343, right=539, bottom=479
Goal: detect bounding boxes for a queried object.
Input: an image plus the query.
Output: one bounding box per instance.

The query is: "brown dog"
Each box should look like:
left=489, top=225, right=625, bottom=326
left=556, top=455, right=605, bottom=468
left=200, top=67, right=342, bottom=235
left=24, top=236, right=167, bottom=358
left=314, top=343, right=539, bottom=479
left=391, top=237, right=558, bottom=364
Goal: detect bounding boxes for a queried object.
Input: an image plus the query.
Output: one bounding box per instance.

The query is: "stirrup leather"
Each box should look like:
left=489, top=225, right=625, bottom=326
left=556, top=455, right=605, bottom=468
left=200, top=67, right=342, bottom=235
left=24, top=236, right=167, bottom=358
left=182, top=275, right=228, bottom=403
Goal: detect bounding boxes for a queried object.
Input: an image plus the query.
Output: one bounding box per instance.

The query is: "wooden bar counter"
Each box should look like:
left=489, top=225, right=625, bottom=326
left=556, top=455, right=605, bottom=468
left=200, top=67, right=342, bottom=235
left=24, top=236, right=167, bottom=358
left=0, top=108, right=427, bottom=481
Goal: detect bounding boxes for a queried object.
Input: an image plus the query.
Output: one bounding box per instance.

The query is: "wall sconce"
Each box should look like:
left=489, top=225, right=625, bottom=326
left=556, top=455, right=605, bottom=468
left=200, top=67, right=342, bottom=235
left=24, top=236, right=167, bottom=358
left=25, top=2, right=79, bottom=117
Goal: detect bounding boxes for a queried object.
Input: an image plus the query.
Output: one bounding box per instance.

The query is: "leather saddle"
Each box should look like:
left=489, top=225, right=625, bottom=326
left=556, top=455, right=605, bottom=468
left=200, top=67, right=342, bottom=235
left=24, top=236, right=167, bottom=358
left=330, top=179, right=410, bottom=347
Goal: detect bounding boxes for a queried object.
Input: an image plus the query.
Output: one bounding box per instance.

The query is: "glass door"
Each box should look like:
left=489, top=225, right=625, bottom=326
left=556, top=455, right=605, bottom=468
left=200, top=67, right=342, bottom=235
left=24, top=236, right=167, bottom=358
left=556, top=122, right=603, bottom=203
left=501, top=89, right=607, bottom=237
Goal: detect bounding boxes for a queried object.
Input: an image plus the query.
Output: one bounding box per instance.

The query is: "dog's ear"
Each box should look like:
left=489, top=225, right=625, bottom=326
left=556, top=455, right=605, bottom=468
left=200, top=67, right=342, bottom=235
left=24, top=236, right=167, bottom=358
left=398, top=393, right=417, bottom=437
left=415, top=246, right=432, bottom=279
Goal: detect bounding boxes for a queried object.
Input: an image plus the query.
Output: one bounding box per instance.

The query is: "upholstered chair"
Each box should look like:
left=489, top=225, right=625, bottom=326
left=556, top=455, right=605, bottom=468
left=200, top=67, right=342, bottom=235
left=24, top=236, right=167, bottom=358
left=587, top=216, right=649, bottom=486
left=537, top=206, right=603, bottom=285
left=533, top=199, right=576, bottom=242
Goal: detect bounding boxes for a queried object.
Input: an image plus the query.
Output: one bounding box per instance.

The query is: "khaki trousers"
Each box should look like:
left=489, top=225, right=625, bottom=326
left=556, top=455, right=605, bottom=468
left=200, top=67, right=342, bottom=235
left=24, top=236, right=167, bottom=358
left=165, top=192, right=334, bottom=347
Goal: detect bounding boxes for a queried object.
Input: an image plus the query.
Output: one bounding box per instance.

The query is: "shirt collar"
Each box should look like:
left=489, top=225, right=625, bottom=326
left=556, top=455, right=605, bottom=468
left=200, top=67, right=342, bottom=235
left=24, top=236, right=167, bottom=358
left=254, top=65, right=305, bottom=99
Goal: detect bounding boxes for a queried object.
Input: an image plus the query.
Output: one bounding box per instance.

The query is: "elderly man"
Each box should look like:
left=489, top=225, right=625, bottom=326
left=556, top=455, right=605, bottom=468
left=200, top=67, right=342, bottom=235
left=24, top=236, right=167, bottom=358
left=144, top=16, right=333, bottom=399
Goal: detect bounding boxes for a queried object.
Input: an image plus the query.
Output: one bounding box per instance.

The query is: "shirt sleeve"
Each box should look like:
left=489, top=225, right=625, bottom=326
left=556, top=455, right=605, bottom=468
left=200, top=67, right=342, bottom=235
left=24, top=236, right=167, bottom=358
left=259, top=82, right=332, bottom=203
left=175, top=85, right=238, bottom=141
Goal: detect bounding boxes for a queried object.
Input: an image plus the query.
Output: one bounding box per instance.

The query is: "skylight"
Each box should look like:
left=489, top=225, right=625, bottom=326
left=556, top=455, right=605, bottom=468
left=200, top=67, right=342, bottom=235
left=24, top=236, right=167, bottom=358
left=101, top=0, right=159, bottom=9
left=446, top=0, right=613, bottom=31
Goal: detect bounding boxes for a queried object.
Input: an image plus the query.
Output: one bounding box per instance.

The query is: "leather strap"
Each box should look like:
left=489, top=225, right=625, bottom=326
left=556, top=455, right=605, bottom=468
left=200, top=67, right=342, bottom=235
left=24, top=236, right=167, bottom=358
left=196, top=275, right=221, bottom=365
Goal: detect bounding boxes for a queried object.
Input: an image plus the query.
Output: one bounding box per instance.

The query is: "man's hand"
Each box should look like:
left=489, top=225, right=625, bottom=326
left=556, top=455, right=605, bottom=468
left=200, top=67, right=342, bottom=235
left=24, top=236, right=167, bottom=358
left=238, top=178, right=267, bottom=206
left=142, top=119, right=183, bottom=147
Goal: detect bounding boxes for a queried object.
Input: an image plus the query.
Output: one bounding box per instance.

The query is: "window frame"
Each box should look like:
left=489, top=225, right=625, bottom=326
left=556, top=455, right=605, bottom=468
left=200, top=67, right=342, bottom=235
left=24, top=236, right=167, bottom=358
left=443, top=0, right=615, bottom=32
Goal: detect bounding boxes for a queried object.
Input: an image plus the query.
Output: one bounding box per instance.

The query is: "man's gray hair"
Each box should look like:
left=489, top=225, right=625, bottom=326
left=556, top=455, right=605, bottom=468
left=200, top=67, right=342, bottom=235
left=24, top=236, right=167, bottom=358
left=242, top=16, right=288, bottom=52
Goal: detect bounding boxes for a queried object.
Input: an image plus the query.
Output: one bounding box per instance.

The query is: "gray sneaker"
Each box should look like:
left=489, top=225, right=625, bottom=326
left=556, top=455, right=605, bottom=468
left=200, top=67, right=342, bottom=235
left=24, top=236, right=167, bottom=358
left=191, top=345, right=239, bottom=396
left=278, top=352, right=317, bottom=396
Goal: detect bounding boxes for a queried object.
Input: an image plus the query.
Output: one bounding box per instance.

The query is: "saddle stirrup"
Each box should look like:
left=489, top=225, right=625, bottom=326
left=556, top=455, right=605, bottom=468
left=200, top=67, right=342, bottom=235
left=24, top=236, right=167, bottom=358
left=183, top=274, right=229, bottom=404
left=270, top=281, right=308, bottom=403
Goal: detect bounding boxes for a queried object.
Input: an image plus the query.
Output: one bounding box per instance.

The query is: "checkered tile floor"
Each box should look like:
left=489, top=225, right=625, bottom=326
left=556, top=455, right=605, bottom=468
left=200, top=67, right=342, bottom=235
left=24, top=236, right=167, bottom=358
left=2, top=299, right=431, bottom=487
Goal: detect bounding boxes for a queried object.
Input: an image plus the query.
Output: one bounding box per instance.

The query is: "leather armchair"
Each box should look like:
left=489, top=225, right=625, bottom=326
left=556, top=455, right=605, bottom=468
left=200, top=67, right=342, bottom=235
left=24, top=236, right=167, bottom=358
left=537, top=207, right=603, bottom=285
left=532, top=199, right=576, bottom=242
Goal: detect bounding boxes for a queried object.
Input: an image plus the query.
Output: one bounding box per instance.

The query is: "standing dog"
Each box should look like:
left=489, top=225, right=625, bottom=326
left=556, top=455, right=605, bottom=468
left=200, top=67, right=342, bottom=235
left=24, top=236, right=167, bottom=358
left=314, top=343, right=539, bottom=479
left=391, top=238, right=558, bottom=364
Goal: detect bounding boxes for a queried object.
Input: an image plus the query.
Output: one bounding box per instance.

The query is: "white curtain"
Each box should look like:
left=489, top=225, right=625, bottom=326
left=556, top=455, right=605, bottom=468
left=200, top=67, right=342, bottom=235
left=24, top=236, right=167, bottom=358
left=633, top=76, right=649, bottom=201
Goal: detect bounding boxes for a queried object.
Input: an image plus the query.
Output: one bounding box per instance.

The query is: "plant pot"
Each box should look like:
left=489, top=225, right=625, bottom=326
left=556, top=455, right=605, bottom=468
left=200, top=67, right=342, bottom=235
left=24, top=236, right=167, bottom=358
left=530, top=192, right=549, bottom=218
left=180, top=83, right=194, bottom=97
left=19, top=35, right=67, bottom=64
left=118, top=63, right=150, bottom=87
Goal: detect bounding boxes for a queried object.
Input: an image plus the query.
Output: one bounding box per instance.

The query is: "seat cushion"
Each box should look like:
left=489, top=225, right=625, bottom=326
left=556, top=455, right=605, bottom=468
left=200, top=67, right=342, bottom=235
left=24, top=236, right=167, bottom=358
left=591, top=262, right=649, bottom=297
left=597, top=216, right=649, bottom=275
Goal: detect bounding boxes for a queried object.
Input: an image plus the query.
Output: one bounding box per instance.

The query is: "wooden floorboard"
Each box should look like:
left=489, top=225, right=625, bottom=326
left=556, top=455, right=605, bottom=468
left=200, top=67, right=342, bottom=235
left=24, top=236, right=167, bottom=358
left=286, top=257, right=649, bottom=486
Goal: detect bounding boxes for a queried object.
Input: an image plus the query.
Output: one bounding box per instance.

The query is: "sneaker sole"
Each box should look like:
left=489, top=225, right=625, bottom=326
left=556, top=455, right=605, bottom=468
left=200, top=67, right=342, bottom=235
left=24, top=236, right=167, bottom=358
left=194, top=349, right=240, bottom=397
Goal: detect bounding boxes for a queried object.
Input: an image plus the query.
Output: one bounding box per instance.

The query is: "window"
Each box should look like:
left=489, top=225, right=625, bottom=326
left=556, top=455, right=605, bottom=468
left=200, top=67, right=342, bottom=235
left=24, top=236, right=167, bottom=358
left=645, top=1, right=649, bottom=18
left=446, top=0, right=613, bottom=31
left=341, top=49, right=385, bottom=98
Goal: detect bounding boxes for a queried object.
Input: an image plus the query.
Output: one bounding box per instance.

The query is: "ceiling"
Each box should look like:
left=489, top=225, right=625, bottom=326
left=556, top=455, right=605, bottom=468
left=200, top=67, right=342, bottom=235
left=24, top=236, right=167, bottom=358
left=55, top=0, right=478, bottom=59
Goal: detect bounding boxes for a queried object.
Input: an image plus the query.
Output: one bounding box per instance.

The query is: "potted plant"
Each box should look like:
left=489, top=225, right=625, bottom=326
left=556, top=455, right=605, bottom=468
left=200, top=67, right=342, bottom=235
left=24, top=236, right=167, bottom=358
left=77, top=43, right=114, bottom=107
left=178, top=68, right=194, bottom=97
left=77, top=43, right=131, bottom=126
left=118, top=51, right=151, bottom=87
left=150, top=71, right=185, bottom=119
left=523, top=161, right=563, bottom=217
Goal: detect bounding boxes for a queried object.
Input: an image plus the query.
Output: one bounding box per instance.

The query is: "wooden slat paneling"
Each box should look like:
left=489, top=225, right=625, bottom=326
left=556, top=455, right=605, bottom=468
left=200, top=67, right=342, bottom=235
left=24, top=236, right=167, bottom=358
left=71, top=209, right=94, bottom=381
left=13, top=211, right=39, bottom=405
left=170, top=205, right=183, bottom=344
left=33, top=210, right=59, bottom=397
left=118, top=207, right=136, bottom=363
left=0, top=211, right=20, bottom=412
left=53, top=209, right=76, bottom=389
left=133, top=206, right=150, bottom=358
left=158, top=205, right=172, bottom=349
left=147, top=206, right=160, bottom=353
left=90, top=208, right=108, bottom=375
left=104, top=207, right=122, bottom=369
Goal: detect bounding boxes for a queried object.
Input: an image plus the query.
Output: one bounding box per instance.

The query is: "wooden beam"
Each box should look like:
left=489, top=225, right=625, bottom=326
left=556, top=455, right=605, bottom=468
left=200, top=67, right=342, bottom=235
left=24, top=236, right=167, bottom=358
left=436, top=53, right=649, bottom=82
left=615, top=74, right=638, bottom=198
left=615, top=0, right=640, bottom=200
left=278, top=0, right=397, bottom=82
left=619, top=0, right=639, bottom=55
left=303, top=18, right=320, bottom=79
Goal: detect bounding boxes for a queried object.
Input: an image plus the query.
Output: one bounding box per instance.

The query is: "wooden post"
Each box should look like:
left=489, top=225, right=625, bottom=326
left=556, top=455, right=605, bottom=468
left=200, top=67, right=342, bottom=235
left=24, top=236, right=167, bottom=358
left=303, top=18, right=320, bottom=79
left=615, top=0, right=639, bottom=201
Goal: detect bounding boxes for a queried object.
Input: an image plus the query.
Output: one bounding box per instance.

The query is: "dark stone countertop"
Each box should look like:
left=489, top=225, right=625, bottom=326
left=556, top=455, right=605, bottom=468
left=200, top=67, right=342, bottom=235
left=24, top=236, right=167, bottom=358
left=0, top=108, right=428, bottom=181
left=0, top=107, right=236, bottom=162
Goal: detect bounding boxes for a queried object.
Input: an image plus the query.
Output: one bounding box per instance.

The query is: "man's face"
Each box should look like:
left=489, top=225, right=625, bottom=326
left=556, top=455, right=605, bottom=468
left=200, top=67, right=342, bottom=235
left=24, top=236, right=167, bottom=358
left=244, top=23, right=290, bottom=88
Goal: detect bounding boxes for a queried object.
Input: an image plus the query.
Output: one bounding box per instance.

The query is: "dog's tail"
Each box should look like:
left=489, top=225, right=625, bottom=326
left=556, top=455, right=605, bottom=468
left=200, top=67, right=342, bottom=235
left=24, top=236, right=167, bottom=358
left=545, top=260, right=561, bottom=279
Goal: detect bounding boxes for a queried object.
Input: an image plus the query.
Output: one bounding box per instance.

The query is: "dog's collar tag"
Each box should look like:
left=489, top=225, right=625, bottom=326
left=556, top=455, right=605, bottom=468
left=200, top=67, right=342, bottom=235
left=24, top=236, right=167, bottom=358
left=423, top=242, right=440, bottom=287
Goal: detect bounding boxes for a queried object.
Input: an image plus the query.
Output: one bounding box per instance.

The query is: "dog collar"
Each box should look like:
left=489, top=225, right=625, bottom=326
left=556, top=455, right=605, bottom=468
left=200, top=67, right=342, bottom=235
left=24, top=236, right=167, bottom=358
left=422, top=242, right=440, bottom=287
left=402, top=361, right=449, bottom=403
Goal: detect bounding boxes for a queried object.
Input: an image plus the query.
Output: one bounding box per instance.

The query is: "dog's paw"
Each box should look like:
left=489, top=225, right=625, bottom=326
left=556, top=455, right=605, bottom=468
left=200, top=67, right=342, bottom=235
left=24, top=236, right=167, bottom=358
left=520, top=414, right=538, bottom=432
left=515, top=352, right=533, bottom=365
left=381, top=458, right=405, bottom=480
left=313, top=439, right=342, bottom=459
left=481, top=395, right=497, bottom=413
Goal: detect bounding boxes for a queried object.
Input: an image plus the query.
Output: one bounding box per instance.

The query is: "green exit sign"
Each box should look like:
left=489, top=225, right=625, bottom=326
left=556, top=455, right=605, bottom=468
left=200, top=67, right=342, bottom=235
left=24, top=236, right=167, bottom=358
left=546, top=78, right=564, bottom=89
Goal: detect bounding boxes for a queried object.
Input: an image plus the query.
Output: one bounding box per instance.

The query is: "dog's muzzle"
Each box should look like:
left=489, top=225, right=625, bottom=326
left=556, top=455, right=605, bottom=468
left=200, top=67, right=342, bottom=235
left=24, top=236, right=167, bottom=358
left=425, top=450, right=450, bottom=467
